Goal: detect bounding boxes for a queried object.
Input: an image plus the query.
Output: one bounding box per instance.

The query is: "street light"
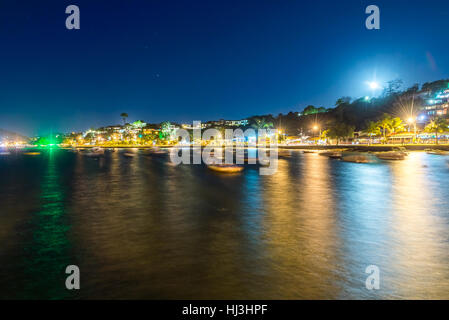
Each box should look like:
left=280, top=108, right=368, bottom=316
left=407, top=117, right=417, bottom=143
left=313, top=125, right=320, bottom=144
left=276, top=129, right=283, bottom=144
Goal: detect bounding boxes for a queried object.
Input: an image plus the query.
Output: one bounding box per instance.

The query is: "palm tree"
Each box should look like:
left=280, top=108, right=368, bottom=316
left=377, top=115, right=392, bottom=142
left=425, top=118, right=449, bottom=145
left=375, top=114, right=405, bottom=143
left=251, top=118, right=274, bottom=144
left=160, top=121, right=172, bottom=141
left=363, top=121, right=381, bottom=145
left=320, top=129, right=329, bottom=144
left=251, top=118, right=274, bottom=130
left=388, top=117, right=405, bottom=134
left=120, top=113, right=129, bottom=126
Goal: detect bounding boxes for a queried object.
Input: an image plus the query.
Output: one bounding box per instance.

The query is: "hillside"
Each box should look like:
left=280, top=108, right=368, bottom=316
left=0, top=129, right=29, bottom=142
left=247, top=79, right=449, bottom=136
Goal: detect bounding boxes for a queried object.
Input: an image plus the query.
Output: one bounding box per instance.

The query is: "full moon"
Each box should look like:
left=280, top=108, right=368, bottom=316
left=369, top=81, right=380, bottom=89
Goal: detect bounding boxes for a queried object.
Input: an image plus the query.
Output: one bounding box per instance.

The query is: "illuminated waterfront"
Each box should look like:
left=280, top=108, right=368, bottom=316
left=1, top=149, right=449, bottom=299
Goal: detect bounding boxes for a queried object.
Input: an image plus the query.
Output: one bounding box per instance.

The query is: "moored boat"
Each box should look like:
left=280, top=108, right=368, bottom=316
left=319, top=151, right=342, bottom=159
left=145, top=147, right=168, bottom=157
left=84, top=147, right=104, bottom=157
left=426, top=149, right=449, bottom=155
left=392, top=146, right=409, bottom=154
left=123, top=152, right=137, bottom=158
left=207, top=164, right=244, bottom=173
left=375, top=151, right=406, bottom=160
left=341, top=153, right=375, bottom=163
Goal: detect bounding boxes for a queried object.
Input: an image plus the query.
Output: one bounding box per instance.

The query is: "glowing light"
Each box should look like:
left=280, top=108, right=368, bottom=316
left=313, top=125, right=319, bottom=131
left=368, top=81, right=379, bottom=90
left=407, top=117, right=415, bottom=124
left=365, top=96, right=370, bottom=101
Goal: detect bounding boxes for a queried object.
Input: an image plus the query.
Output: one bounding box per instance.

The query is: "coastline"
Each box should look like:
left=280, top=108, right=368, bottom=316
left=53, top=144, right=449, bottom=152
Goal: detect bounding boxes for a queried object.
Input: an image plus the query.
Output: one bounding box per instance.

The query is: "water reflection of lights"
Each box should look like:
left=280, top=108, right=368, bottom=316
left=23, top=149, right=71, bottom=299
left=3, top=150, right=449, bottom=299
left=388, top=152, right=449, bottom=298
left=261, top=154, right=340, bottom=298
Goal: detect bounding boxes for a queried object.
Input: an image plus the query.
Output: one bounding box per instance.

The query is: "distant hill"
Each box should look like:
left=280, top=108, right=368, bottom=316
left=0, top=129, right=29, bottom=142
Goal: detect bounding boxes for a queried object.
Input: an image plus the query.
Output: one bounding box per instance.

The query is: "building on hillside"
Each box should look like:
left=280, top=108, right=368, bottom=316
left=418, top=89, right=449, bottom=122
left=386, top=132, right=416, bottom=144
left=224, top=119, right=249, bottom=127
left=354, top=132, right=382, bottom=145
left=417, top=132, right=449, bottom=144
left=181, top=122, right=207, bottom=130
left=205, top=119, right=249, bottom=128
left=142, top=128, right=160, bottom=135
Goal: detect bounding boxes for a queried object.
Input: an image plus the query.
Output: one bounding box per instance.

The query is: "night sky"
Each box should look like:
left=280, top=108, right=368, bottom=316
left=1, top=0, right=449, bottom=135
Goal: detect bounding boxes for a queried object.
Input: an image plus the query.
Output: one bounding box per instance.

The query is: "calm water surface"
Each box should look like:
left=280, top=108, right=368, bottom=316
left=1, top=149, right=449, bottom=299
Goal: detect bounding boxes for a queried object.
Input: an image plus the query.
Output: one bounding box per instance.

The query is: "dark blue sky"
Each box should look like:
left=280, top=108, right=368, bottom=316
left=1, top=0, right=448, bottom=135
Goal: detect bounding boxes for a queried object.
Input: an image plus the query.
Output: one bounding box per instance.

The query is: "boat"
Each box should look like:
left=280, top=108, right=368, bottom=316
left=92, top=147, right=104, bottom=153
left=392, top=146, right=409, bottom=154
left=341, top=153, right=374, bottom=163
left=425, top=149, right=449, bottom=155
left=375, top=151, right=406, bottom=160
left=145, top=147, right=168, bottom=157
left=207, top=164, right=244, bottom=173
left=123, top=152, right=137, bottom=158
left=319, top=151, right=342, bottom=159
left=84, top=147, right=104, bottom=157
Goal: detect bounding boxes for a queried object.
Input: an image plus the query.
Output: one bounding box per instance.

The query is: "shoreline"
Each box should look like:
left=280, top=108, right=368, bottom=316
left=53, top=144, right=449, bottom=152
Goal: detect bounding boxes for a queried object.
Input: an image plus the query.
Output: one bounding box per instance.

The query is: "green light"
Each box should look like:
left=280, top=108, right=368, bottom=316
left=21, top=152, right=71, bottom=299
left=33, top=135, right=62, bottom=147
